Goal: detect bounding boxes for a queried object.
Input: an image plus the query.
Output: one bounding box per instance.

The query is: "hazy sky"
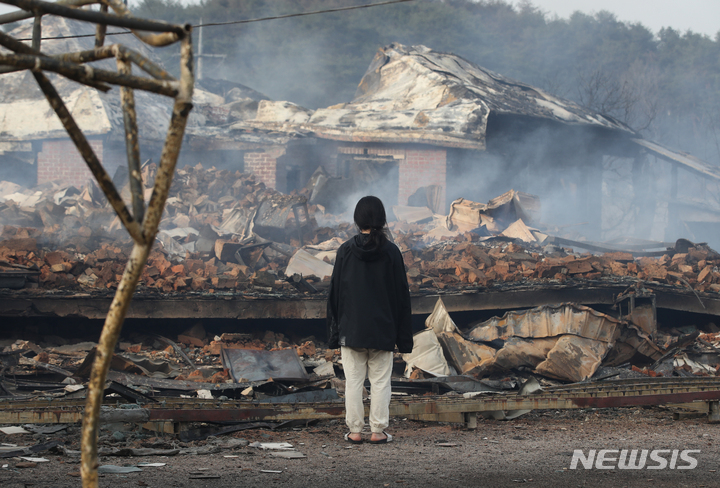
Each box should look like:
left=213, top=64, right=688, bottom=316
left=0, top=1, right=717, bottom=38
left=524, top=0, right=719, bottom=37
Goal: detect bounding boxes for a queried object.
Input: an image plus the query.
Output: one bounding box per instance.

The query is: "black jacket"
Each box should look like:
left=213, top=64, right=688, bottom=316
left=326, top=234, right=413, bottom=353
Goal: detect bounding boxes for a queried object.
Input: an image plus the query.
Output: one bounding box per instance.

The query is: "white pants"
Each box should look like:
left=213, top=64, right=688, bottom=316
left=341, top=347, right=394, bottom=434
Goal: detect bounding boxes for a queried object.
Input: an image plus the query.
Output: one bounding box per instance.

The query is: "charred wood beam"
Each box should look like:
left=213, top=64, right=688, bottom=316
left=19, top=356, right=75, bottom=377
left=0, top=404, right=150, bottom=424
left=0, top=30, right=111, bottom=91
left=0, top=0, right=94, bottom=24
left=14, top=380, right=68, bottom=391
left=95, top=3, right=107, bottom=48
left=0, top=53, right=178, bottom=96
left=105, top=381, right=157, bottom=403
left=100, top=0, right=186, bottom=47
left=31, top=72, right=143, bottom=243
left=178, top=422, right=277, bottom=442
left=109, top=377, right=266, bottom=405
left=80, top=33, right=194, bottom=488
left=145, top=393, right=720, bottom=422
left=117, top=55, right=144, bottom=223
left=107, top=371, right=245, bottom=391
left=53, top=45, right=174, bottom=81
left=31, top=12, right=40, bottom=50
left=286, top=273, right=318, bottom=294
left=142, top=37, right=193, bottom=238
left=0, top=295, right=329, bottom=319
left=152, top=335, right=197, bottom=370
left=98, top=407, right=150, bottom=423
left=0, top=0, right=186, bottom=36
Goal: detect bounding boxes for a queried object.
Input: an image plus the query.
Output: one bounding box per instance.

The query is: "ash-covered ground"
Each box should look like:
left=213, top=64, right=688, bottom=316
left=0, top=407, right=717, bottom=488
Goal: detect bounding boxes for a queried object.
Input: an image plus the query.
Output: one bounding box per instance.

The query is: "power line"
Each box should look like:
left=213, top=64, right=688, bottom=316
left=17, top=29, right=131, bottom=41
left=15, top=0, right=417, bottom=41
left=199, top=0, right=415, bottom=28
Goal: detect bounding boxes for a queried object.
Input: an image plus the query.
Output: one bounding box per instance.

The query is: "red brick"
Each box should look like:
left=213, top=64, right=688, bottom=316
left=37, top=139, right=103, bottom=187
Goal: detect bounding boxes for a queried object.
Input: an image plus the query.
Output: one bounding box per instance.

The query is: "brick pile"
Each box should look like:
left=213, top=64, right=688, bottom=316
left=0, top=226, right=353, bottom=293
left=394, top=230, right=720, bottom=294
left=0, top=164, right=355, bottom=292
left=1, top=163, right=719, bottom=295
left=3, top=220, right=718, bottom=295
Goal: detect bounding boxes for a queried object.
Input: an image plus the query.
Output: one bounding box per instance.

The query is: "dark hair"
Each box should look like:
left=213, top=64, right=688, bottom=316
left=353, top=195, right=388, bottom=249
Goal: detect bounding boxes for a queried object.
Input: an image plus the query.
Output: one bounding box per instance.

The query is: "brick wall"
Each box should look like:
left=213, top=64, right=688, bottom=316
left=399, top=149, right=447, bottom=209
left=335, top=145, right=448, bottom=211
left=247, top=144, right=447, bottom=210
left=37, top=139, right=103, bottom=187
left=244, top=147, right=286, bottom=191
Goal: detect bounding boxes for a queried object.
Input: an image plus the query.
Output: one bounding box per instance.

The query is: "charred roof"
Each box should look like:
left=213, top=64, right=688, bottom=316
left=246, top=43, right=635, bottom=150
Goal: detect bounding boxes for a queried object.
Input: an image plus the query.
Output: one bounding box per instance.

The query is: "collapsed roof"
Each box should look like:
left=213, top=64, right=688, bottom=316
left=243, top=43, right=720, bottom=182
left=247, top=43, right=634, bottom=150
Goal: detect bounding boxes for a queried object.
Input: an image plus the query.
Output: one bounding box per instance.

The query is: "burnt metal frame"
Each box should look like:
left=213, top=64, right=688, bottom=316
left=0, top=1, right=194, bottom=487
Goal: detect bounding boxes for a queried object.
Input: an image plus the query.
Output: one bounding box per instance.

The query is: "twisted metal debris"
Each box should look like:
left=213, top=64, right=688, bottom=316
left=0, top=1, right=194, bottom=486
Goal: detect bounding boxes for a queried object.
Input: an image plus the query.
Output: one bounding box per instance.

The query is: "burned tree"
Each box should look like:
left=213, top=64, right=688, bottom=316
left=0, top=0, right=194, bottom=487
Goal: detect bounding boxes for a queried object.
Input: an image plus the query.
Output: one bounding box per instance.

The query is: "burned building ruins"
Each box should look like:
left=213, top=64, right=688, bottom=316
left=3, top=32, right=720, bottom=439
left=3, top=36, right=719, bottom=245
left=236, top=43, right=720, bottom=247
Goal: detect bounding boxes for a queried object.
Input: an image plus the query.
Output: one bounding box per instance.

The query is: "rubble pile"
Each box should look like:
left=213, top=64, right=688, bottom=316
left=393, top=236, right=720, bottom=293
left=389, top=191, right=720, bottom=294
left=0, top=165, right=356, bottom=292
left=403, top=298, right=665, bottom=383
left=1, top=166, right=720, bottom=296
left=2, top=168, right=720, bottom=405
left=1, top=300, right=719, bottom=408
left=0, top=322, right=341, bottom=402
left=2, top=218, right=719, bottom=296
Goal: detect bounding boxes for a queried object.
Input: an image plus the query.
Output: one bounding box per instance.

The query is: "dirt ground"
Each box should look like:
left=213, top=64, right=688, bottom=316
left=0, top=406, right=718, bottom=488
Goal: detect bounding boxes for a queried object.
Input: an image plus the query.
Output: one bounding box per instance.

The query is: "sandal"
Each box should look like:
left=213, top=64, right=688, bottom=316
left=344, top=432, right=363, bottom=444
left=369, top=431, right=393, bottom=444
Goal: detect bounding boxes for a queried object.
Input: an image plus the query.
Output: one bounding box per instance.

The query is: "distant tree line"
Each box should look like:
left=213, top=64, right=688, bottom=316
left=134, top=0, right=720, bottom=165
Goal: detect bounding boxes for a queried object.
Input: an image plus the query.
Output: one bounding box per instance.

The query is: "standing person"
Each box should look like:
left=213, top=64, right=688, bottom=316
left=327, top=196, right=413, bottom=444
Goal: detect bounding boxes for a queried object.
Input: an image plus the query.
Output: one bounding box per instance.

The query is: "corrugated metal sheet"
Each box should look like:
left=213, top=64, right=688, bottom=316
left=534, top=335, right=609, bottom=382
left=221, top=348, right=308, bottom=383
left=423, top=299, right=624, bottom=382
left=467, top=303, right=621, bottom=343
